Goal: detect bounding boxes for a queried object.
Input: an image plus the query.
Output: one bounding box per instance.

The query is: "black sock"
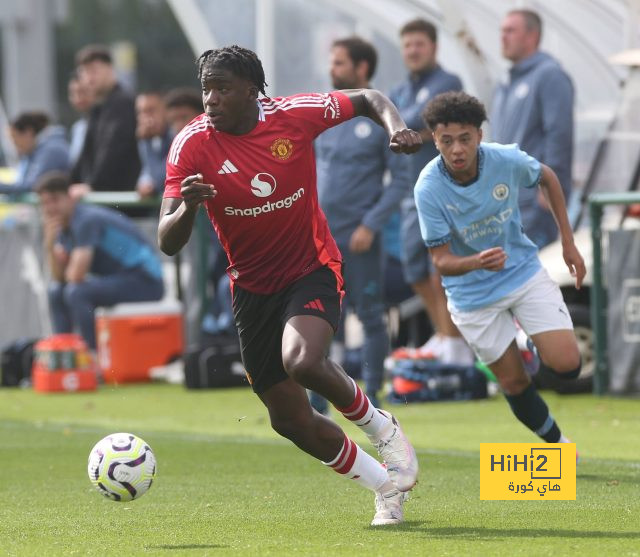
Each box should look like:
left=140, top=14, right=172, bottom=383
left=505, top=383, right=561, bottom=442
left=547, top=357, right=582, bottom=380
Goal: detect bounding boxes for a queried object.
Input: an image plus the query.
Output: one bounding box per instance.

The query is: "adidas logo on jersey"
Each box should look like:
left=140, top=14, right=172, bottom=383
left=218, top=159, right=239, bottom=174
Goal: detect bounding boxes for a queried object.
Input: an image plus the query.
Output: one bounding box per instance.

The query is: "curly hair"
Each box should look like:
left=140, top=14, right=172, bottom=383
left=11, top=111, right=50, bottom=134
left=423, top=91, right=487, bottom=131
left=196, top=45, right=267, bottom=95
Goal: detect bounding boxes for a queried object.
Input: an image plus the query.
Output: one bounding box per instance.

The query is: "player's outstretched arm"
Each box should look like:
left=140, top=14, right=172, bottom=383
left=538, top=164, right=585, bottom=289
left=158, top=174, right=216, bottom=256
left=344, top=89, right=422, bottom=154
left=430, top=243, right=507, bottom=276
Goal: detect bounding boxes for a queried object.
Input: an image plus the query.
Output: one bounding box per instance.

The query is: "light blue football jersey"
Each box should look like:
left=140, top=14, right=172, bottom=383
left=414, top=142, right=542, bottom=311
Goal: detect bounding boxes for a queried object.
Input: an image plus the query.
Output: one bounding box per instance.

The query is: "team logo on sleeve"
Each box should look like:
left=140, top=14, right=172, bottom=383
left=270, top=138, right=293, bottom=160
left=492, top=183, right=510, bottom=201
left=323, top=94, right=340, bottom=119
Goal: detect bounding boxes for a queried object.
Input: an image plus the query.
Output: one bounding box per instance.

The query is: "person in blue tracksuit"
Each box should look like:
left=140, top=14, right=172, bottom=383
left=491, top=9, right=574, bottom=249
left=315, top=36, right=410, bottom=408
left=135, top=92, right=175, bottom=198
left=0, top=112, right=70, bottom=198
left=37, top=172, right=164, bottom=350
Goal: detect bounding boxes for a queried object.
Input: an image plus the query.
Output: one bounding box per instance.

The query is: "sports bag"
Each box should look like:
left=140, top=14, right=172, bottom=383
left=388, top=358, right=488, bottom=403
left=183, top=334, right=249, bottom=389
left=0, top=338, right=38, bottom=387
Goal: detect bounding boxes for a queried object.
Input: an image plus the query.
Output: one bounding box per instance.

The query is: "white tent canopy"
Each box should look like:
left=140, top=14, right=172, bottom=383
left=167, top=0, right=640, bottom=189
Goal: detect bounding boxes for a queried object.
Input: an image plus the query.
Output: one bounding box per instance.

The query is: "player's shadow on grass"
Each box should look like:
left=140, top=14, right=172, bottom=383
left=403, top=525, right=640, bottom=540
left=146, top=544, right=228, bottom=550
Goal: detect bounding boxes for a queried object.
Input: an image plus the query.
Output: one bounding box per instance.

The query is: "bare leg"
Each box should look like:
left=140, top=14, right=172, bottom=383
left=258, top=377, right=344, bottom=462
left=487, top=340, right=531, bottom=395
left=278, top=314, right=417, bottom=491
left=281, top=315, right=356, bottom=408
left=412, top=273, right=460, bottom=337
left=531, top=330, right=581, bottom=373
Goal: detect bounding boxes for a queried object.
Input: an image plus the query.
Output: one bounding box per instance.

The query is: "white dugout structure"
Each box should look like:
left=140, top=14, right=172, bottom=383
left=166, top=0, right=640, bottom=194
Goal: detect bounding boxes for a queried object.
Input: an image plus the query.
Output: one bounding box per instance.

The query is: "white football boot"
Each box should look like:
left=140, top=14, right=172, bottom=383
left=369, top=410, right=418, bottom=492
left=371, top=489, right=408, bottom=526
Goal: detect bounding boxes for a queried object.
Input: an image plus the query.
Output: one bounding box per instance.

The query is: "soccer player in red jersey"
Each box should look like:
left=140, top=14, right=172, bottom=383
left=158, top=45, right=421, bottom=525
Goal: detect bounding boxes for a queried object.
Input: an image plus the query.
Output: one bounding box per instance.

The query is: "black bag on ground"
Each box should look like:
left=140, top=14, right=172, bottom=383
left=183, top=334, right=249, bottom=389
left=388, top=358, right=488, bottom=403
left=1, top=338, right=38, bottom=387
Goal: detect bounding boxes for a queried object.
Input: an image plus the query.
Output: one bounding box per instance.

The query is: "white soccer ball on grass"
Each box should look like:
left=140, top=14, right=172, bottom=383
left=87, top=432, right=157, bottom=501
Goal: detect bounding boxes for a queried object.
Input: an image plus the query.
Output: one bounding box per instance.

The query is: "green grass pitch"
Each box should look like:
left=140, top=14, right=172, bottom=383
left=0, top=384, right=638, bottom=556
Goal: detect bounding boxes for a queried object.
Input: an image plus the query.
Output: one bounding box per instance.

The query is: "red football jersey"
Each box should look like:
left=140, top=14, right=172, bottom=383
left=164, top=92, right=355, bottom=294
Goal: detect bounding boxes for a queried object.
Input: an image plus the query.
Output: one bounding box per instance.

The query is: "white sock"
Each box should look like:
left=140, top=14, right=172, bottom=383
left=323, top=434, right=392, bottom=492
left=336, top=377, right=390, bottom=438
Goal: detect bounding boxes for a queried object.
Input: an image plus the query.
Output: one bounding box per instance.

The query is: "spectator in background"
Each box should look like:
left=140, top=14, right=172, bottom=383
left=164, top=87, right=203, bottom=134
left=382, top=211, right=416, bottom=347
left=37, top=171, right=164, bottom=351
left=389, top=19, right=474, bottom=365
left=314, top=36, right=410, bottom=409
left=491, top=9, right=574, bottom=249
left=71, top=44, right=140, bottom=196
left=67, top=74, right=95, bottom=166
left=0, top=112, right=70, bottom=198
left=135, top=91, right=174, bottom=198
left=161, top=88, right=231, bottom=338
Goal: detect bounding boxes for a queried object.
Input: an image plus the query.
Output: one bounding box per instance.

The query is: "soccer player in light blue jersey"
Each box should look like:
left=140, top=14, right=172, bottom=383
left=414, top=91, right=585, bottom=448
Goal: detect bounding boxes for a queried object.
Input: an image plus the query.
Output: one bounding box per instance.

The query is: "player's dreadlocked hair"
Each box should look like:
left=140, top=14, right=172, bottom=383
left=196, top=45, right=267, bottom=95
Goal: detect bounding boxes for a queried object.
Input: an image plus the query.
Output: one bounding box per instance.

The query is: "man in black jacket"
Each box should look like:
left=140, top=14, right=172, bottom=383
left=71, top=45, right=140, bottom=196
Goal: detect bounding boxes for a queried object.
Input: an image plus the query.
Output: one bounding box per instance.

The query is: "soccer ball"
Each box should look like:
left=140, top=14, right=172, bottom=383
left=87, top=432, right=157, bottom=502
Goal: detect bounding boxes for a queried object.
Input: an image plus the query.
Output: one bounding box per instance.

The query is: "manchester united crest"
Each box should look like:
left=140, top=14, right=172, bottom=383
left=270, top=138, right=293, bottom=160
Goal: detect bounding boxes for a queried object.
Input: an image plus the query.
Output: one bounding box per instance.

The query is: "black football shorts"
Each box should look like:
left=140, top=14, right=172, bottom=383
left=231, top=265, right=343, bottom=394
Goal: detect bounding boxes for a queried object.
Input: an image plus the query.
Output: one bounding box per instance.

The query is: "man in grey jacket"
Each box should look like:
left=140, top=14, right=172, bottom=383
left=491, top=9, right=574, bottom=249
left=389, top=19, right=474, bottom=365
left=315, top=36, right=410, bottom=408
